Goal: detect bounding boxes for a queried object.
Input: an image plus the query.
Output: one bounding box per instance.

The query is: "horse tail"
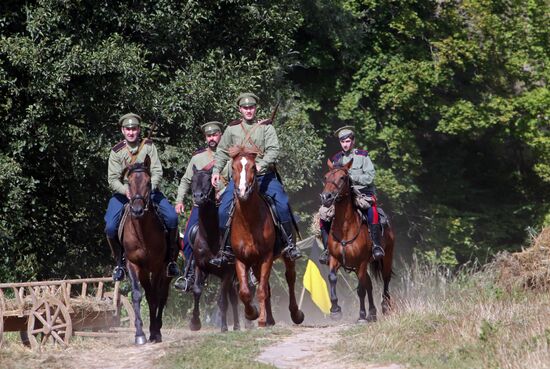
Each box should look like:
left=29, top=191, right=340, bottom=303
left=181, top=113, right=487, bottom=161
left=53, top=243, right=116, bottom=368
left=369, top=259, right=383, bottom=281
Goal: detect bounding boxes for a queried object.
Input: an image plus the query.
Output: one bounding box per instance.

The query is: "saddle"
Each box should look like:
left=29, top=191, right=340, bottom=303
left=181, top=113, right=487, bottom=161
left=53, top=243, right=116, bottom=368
left=118, top=202, right=166, bottom=242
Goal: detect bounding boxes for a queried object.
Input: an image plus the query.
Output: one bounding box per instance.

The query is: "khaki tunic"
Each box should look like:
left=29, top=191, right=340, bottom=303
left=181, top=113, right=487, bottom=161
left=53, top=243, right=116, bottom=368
left=176, top=147, right=229, bottom=204
left=330, top=149, right=376, bottom=193
left=214, top=119, right=279, bottom=176
left=107, top=139, right=163, bottom=195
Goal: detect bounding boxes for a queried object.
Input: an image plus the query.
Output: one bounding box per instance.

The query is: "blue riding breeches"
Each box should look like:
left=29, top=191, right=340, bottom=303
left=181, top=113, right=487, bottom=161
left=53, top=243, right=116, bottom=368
left=218, top=171, right=292, bottom=230
left=104, top=190, right=178, bottom=239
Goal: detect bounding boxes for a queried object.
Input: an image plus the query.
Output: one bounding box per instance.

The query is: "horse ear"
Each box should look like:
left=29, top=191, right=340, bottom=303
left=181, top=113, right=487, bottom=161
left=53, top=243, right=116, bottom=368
left=144, top=154, right=151, bottom=169
left=327, top=158, right=333, bottom=170
left=192, top=164, right=197, bottom=174
left=343, top=158, right=353, bottom=170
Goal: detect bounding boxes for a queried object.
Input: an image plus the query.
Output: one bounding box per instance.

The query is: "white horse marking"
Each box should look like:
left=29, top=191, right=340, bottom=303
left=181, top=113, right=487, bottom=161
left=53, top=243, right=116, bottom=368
left=239, top=156, right=248, bottom=196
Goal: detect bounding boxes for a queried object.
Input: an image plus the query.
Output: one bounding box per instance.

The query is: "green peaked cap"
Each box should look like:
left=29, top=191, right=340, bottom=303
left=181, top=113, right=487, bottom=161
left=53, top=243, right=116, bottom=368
left=236, top=92, right=259, bottom=107
left=119, top=113, right=142, bottom=127
left=201, top=121, right=223, bottom=135
left=334, top=125, right=355, bottom=139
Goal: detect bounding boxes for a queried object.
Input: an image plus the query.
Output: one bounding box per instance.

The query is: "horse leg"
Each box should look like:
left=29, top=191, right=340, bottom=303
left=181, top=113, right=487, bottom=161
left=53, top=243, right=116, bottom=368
left=264, top=281, right=275, bottom=326
left=127, top=265, right=146, bottom=345
left=236, top=260, right=258, bottom=320
left=283, top=257, right=305, bottom=325
left=227, top=272, right=241, bottom=331
left=190, top=269, right=205, bottom=331
left=218, top=274, right=232, bottom=332
left=356, top=265, right=367, bottom=322
left=365, top=269, right=377, bottom=322
left=152, top=275, right=170, bottom=343
left=381, top=231, right=394, bottom=315
left=138, top=271, right=160, bottom=343
left=328, top=265, right=342, bottom=320
left=256, top=258, right=274, bottom=327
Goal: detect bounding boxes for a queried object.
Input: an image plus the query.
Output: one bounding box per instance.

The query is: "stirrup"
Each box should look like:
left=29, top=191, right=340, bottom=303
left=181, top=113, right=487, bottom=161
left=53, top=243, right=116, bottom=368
left=174, top=276, right=194, bottom=292
left=112, top=266, right=126, bottom=281
left=372, top=245, right=385, bottom=261
left=282, top=245, right=302, bottom=261
left=319, top=249, right=329, bottom=265
left=166, top=262, right=180, bottom=277
left=209, top=251, right=235, bottom=268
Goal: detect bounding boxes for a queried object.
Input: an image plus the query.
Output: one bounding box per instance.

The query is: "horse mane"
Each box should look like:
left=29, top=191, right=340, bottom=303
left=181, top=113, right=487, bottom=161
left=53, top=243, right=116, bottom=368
left=228, top=145, right=260, bottom=159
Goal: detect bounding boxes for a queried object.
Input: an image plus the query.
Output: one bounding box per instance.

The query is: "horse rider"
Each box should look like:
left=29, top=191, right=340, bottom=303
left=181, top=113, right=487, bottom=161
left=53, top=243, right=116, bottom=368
left=209, top=92, right=302, bottom=267
left=104, top=113, right=180, bottom=281
left=173, top=121, right=229, bottom=291
left=319, top=125, right=384, bottom=264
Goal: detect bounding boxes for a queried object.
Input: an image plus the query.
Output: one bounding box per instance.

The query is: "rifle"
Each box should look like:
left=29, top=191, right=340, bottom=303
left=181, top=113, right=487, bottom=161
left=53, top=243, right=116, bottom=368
left=268, top=101, right=303, bottom=241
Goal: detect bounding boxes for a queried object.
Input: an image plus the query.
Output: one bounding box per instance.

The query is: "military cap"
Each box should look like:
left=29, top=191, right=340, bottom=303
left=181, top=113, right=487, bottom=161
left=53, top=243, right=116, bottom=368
left=334, top=125, right=355, bottom=140
left=201, top=121, right=223, bottom=135
left=236, top=92, right=259, bottom=107
left=119, top=113, right=142, bottom=128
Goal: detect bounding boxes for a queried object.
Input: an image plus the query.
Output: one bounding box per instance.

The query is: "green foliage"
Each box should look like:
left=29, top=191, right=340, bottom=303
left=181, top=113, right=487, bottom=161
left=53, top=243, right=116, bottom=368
left=294, top=0, right=549, bottom=260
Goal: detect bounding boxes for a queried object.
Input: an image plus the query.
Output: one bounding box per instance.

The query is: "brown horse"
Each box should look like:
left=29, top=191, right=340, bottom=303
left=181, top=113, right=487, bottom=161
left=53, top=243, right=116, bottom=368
left=121, top=155, right=171, bottom=344
left=188, top=163, right=241, bottom=332
left=229, top=146, right=304, bottom=327
left=320, top=159, right=394, bottom=322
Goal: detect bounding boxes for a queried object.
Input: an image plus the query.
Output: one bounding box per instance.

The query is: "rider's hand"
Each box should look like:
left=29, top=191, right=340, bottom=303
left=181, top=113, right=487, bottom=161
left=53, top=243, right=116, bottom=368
left=175, top=203, right=185, bottom=215
left=212, top=173, right=220, bottom=187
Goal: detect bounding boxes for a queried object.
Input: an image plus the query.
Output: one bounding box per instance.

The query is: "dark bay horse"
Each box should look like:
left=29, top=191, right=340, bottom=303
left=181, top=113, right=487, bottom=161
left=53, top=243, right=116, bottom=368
left=121, top=155, right=171, bottom=344
left=229, top=146, right=304, bottom=327
left=188, top=163, right=241, bottom=332
left=320, top=159, right=395, bottom=322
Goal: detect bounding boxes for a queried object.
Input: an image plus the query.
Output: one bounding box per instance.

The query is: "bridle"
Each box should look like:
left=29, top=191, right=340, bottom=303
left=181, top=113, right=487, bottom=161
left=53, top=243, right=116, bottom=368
left=128, top=165, right=151, bottom=211
left=321, top=168, right=351, bottom=206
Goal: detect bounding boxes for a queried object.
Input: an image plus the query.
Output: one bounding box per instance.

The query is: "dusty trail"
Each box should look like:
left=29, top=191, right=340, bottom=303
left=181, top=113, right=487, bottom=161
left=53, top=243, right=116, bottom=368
left=257, top=324, right=402, bottom=369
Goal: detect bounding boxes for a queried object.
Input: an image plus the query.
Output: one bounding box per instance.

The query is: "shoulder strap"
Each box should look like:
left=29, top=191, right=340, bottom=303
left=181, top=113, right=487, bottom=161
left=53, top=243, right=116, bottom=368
left=239, top=122, right=264, bottom=155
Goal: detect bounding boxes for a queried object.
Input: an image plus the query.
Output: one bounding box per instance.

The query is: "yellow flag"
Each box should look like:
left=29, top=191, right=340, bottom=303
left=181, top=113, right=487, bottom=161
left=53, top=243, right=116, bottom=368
left=303, top=242, right=331, bottom=314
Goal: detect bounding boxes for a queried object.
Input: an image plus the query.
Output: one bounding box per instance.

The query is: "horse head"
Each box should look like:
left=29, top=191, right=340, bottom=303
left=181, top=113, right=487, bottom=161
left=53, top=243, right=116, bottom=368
left=124, top=155, right=152, bottom=218
left=320, top=158, right=353, bottom=207
left=191, top=161, right=215, bottom=206
left=229, top=146, right=259, bottom=201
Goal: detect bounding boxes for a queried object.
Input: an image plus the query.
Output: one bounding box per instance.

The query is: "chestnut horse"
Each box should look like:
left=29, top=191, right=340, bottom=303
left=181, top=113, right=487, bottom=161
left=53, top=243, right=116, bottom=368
left=320, top=159, right=394, bottom=322
left=121, top=155, right=171, bottom=344
left=229, top=146, right=304, bottom=327
left=188, top=163, right=241, bottom=332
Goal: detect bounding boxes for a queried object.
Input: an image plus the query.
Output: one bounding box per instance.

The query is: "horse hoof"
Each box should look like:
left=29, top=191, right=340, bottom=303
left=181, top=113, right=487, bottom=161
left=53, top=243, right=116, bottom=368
left=366, top=315, right=377, bottom=322
left=357, top=318, right=368, bottom=324
left=266, top=318, right=276, bottom=327
left=149, top=336, right=162, bottom=343
left=221, top=325, right=228, bottom=332
left=291, top=310, right=305, bottom=325
left=330, top=310, right=343, bottom=321
left=233, top=324, right=241, bottom=331
left=190, top=322, right=201, bottom=331
left=245, top=306, right=259, bottom=321
left=135, top=335, right=147, bottom=345
left=245, top=319, right=255, bottom=330
left=382, top=301, right=392, bottom=315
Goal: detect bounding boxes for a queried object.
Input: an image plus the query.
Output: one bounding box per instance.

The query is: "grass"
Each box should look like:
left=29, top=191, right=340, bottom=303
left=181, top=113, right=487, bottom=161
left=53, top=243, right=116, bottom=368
left=332, top=247, right=550, bottom=369
left=159, top=327, right=290, bottom=369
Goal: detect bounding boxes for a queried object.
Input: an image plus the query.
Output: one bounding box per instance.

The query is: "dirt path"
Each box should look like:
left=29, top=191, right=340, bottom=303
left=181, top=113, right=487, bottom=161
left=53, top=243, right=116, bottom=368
left=256, top=324, right=402, bottom=369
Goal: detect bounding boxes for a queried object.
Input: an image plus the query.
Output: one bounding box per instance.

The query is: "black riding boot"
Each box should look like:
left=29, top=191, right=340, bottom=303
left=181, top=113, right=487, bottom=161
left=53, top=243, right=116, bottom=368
left=318, top=227, right=330, bottom=265
left=166, top=229, right=181, bottom=277
left=174, top=256, right=195, bottom=292
left=370, top=223, right=384, bottom=261
left=107, top=237, right=126, bottom=281
left=209, top=227, right=235, bottom=268
left=281, top=222, right=302, bottom=261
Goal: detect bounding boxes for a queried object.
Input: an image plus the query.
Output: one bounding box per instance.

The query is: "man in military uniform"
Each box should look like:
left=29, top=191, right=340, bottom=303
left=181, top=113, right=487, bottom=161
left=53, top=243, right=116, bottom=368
left=209, top=92, right=302, bottom=267
left=319, top=125, right=384, bottom=264
left=173, top=121, right=229, bottom=291
left=104, top=113, right=180, bottom=281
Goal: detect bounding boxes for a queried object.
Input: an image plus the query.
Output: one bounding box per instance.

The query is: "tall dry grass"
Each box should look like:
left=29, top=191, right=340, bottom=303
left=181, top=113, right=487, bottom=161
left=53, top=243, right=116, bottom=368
left=335, top=228, right=550, bottom=369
